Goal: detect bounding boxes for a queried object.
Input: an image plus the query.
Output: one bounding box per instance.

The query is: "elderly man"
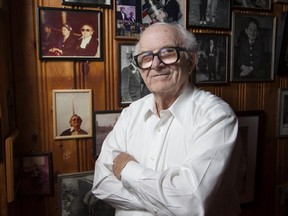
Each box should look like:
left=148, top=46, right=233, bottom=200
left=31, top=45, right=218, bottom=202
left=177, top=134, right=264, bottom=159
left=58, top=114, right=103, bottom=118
left=92, top=22, right=241, bottom=216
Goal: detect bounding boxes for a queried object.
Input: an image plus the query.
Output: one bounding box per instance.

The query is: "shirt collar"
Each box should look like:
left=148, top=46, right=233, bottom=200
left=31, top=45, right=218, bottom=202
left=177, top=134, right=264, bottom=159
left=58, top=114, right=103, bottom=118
left=143, top=84, right=194, bottom=124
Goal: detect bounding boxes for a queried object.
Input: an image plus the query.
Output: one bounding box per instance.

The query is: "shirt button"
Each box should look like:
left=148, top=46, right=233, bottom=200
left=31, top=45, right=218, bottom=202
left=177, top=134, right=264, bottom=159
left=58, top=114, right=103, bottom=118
left=150, top=157, right=155, bottom=161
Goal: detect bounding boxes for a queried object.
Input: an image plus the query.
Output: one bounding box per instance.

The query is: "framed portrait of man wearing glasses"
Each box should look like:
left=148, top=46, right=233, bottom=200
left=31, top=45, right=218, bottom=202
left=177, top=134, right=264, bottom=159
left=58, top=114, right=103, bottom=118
left=52, top=89, right=93, bottom=140
left=37, top=7, right=103, bottom=60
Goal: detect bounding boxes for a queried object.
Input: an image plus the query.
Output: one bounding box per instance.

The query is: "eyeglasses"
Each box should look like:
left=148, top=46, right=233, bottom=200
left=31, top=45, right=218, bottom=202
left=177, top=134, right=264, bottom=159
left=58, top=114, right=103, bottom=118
left=133, top=47, right=188, bottom=69
left=81, top=28, right=91, bottom=32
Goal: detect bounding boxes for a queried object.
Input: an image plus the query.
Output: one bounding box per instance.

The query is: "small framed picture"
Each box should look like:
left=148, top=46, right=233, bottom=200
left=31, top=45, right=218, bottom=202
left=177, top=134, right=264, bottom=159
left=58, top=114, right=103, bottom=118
left=58, top=171, right=115, bottom=216
left=232, top=0, right=272, bottom=11
left=118, top=42, right=150, bottom=106
left=52, top=89, right=93, bottom=140
left=37, top=7, right=103, bottom=60
left=62, top=0, right=112, bottom=8
left=275, top=12, right=288, bottom=75
left=187, top=0, right=231, bottom=30
left=236, top=110, right=263, bottom=205
left=193, top=33, right=229, bottom=85
left=231, top=12, right=276, bottom=82
left=115, top=0, right=186, bottom=38
left=93, top=110, right=122, bottom=157
left=277, top=88, right=288, bottom=137
left=18, top=152, right=53, bottom=196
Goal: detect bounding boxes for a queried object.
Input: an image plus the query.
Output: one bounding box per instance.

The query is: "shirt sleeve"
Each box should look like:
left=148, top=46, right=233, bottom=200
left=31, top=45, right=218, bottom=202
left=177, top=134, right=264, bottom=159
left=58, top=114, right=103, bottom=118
left=92, top=110, right=146, bottom=210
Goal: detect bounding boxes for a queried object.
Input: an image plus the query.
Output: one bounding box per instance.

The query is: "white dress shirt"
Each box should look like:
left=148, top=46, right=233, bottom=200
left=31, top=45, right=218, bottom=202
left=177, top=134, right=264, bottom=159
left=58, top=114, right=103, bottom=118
left=92, top=84, right=241, bottom=216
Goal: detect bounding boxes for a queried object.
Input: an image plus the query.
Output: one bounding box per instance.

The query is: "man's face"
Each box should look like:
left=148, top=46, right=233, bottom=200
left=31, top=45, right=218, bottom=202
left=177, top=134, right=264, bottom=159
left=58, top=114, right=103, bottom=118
left=70, top=115, right=81, bottom=127
left=81, top=25, right=94, bottom=38
left=137, top=25, right=193, bottom=96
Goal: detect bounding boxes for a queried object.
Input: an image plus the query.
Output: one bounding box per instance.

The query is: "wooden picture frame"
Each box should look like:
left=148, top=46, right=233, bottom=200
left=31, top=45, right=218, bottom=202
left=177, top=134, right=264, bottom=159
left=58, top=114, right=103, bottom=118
left=232, top=0, right=272, bottom=11
left=277, top=88, right=288, bottom=137
left=187, top=0, right=231, bottom=30
left=236, top=110, right=263, bottom=205
left=231, top=12, right=276, bottom=82
left=62, top=0, right=112, bottom=8
left=118, top=42, right=150, bottom=106
left=93, top=110, right=122, bottom=157
left=5, top=130, right=20, bottom=203
left=115, top=0, right=186, bottom=38
left=37, top=7, right=103, bottom=60
left=275, top=12, right=288, bottom=75
left=58, top=171, right=115, bottom=216
left=193, top=33, right=229, bottom=85
left=52, top=89, right=93, bottom=140
left=18, top=152, right=53, bottom=196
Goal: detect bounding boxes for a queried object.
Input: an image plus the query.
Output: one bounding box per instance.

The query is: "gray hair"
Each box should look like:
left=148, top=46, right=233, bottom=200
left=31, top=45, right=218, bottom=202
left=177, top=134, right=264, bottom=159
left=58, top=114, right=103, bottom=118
left=134, top=22, right=198, bottom=56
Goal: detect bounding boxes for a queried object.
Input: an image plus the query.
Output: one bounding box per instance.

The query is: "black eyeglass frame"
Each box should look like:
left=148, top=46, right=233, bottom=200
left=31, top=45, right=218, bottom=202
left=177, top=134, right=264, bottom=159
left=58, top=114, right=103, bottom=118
left=133, top=47, right=188, bottom=69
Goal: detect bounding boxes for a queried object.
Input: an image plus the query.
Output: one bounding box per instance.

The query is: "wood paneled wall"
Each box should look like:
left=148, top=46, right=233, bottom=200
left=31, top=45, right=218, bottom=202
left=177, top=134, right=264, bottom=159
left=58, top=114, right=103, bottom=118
left=1, top=0, right=288, bottom=215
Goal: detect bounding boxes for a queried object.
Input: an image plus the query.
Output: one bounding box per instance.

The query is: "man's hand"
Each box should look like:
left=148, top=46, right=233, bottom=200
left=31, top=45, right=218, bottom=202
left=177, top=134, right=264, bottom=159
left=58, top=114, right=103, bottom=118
left=113, top=153, right=137, bottom=180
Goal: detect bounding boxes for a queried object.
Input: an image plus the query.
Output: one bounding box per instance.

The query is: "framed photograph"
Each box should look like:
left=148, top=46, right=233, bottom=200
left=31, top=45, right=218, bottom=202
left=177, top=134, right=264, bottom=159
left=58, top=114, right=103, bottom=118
left=93, top=110, right=122, bottom=157
left=5, top=130, right=20, bottom=203
left=231, top=13, right=276, bottom=82
left=232, top=0, right=272, bottom=11
left=187, top=0, right=231, bottom=30
left=118, top=42, right=150, bottom=105
left=18, top=152, right=53, bottom=196
left=277, top=88, right=288, bottom=137
left=115, top=0, right=186, bottom=38
left=52, top=89, right=93, bottom=140
left=62, top=0, right=112, bottom=8
left=193, top=33, right=229, bottom=85
left=275, top=12, right=288, bottom=75
left=236, top=110, right=263, bottom=204
left=37, top=7, right=103, bottom=60
left=58, top=171, right=115, bottom=216
left=277, top=183, right=288, bottom=216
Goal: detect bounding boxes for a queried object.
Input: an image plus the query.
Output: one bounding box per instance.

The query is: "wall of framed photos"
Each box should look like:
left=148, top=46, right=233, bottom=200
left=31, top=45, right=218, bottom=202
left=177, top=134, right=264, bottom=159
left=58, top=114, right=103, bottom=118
left=1, top=0, right=288, bottom=215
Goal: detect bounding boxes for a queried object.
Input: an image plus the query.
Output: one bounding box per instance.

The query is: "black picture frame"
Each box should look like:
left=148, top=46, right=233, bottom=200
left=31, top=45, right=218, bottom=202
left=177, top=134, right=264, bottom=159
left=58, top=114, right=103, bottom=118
left=275, top=12, right=288, bottom=75
left=115, top=0, right=186, bottom=38
left=232, top=0, right=272, bottom=11
left=37, top=7, right=103, bottom=61
left=231, top=12, right=276, bottom=82
left=118, top=42, right=150, bottom=106
left=52, top=89, right=93, bottom=140
left=193, top=33, right=229, bottom=85
left=277, top=88, right=288, bottom=137
left=187, top=0, right=231, bottom=30
left=58, top=171, right=115, bottom=216
left=236, top=110, right=263, bottom=205
left=93, top=110, right=122, bottom=158
left=62, top=0, right=112, bottom=8
left=18, top=152, right=53, bottom=197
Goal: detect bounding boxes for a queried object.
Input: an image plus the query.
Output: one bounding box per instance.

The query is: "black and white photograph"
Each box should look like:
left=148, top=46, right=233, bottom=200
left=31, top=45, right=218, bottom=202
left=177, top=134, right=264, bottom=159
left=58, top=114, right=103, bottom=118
left=141, top=0, right=186, bottom=27
left=58, top=171, right=115, bottom=216
left=93, top=110, right=121, bottom=157
left=193, top=33, right=229, bottom=84
left=118, top=43, right=150, bottom=105
left=231, top=13, right=276, bottom=82
left=62, top=0, right=112, bottom=8
left=236, top=111, right=263, bottom=204
left=52, top=89, right=93, bottom=140
left=277, top=88, right=288, bottom=137
left=233, top=0, right=272, bottom=11
left=187, top=0, right=231, bottom=29
left=275, top=12, right=288, bottom=75
left=38, top=7, right=103, bottom=60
